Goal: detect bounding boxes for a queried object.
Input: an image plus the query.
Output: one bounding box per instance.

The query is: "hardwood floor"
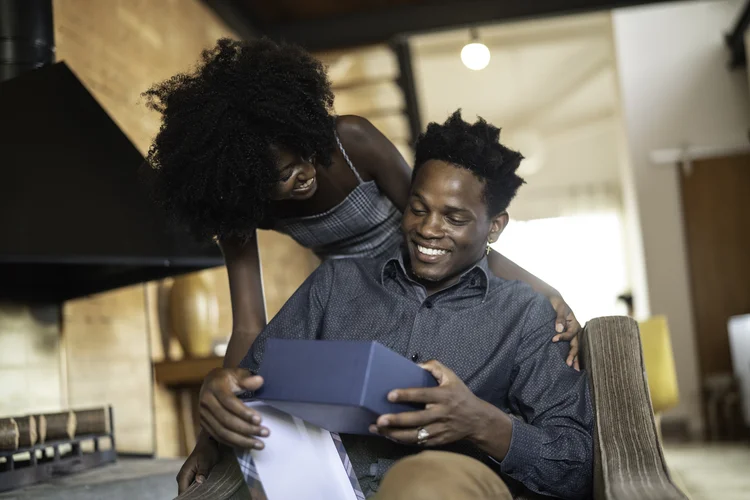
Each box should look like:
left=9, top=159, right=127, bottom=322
left=664, top=443, right=750, bottom=500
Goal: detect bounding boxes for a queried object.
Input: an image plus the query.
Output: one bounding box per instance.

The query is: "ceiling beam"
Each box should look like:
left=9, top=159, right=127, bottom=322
left=391, top=38, right=422, bottom=145
left=262, top=0, right=682, bottom=51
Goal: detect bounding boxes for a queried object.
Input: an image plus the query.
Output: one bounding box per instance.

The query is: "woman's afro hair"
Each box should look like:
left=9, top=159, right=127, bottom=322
left=414, top=110, right=525, bottom=215
left=142, top=37, right=336, bottom=241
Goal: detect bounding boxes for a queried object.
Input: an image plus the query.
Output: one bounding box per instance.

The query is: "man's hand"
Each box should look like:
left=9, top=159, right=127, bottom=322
left=369, top=360, right=509, bottom=451
left=549, top=295, right=582, bottom=370
left=177, top=431, right=221, bottom=494
left=199, top=367, right=269, bottom=449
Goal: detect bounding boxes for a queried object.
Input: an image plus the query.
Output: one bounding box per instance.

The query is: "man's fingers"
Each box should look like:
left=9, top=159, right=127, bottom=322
left=417, top=360, right=446, bottom=382
left=201, top=411, right=265, bottom=449
left=375, top=406, right=442, bottom=428
left=388, top=386, right=445, bottom=405
left=372, top=423, right=447, bottom=446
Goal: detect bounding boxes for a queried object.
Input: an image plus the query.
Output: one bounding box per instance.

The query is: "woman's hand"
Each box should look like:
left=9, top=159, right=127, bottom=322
left=549, top=295, right=582, bottom=370
left=198, top=367, right=269, bottom=448
left=176, top=431, right=221, bottom=494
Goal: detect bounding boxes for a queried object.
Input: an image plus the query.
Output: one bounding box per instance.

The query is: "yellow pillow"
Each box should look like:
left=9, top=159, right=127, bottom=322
left=639, top=315, right=680, bottom=414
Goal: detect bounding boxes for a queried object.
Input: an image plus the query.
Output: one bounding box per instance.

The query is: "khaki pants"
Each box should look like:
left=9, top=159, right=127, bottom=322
left=373, top=451, right=512, bottom=500
left=176, top=450, right=511, bottom=500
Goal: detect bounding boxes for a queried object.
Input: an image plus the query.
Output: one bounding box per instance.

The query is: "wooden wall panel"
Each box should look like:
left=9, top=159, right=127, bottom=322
left=681, top=154, right=750, bottom=379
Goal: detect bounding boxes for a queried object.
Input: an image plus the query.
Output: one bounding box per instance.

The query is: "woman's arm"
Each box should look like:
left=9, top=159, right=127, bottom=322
left=488, top=250, right=581, bottom=368
left=487, top=250, right=561, bottom=297
left=218, top=235, right=268, bottom=368
left=335, top=115, right=412, bottom=212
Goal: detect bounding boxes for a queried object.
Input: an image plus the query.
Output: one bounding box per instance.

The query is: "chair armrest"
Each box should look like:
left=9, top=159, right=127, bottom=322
left=580, top=317, right=687, bottom=500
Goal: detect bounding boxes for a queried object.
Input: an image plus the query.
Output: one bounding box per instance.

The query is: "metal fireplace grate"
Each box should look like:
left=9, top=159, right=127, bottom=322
left=0, top=407, right=116, bottom=492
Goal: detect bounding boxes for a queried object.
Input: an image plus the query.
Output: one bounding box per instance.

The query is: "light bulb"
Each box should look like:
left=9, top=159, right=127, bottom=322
left=461, top=42, right=490, bottom=71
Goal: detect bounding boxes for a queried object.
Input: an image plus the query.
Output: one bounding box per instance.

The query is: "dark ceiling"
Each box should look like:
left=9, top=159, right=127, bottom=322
left=203, top=0, right=682, bottom=52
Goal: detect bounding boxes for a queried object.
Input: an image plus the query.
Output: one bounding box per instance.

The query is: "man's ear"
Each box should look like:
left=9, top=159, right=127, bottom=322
left=488, top=212, right=509, bottom=244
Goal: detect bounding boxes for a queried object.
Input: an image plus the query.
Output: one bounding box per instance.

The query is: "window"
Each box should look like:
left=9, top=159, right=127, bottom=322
left=492, top=213, right=630, bottom=324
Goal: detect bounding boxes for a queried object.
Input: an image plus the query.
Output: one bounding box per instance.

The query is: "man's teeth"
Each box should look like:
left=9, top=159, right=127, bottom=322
left=297, top=178, right=313, bottom=189
left=417, top=245, right=448, bottom=256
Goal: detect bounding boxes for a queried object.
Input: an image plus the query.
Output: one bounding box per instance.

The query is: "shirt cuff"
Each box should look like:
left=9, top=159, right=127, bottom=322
left=492, top=416, right=543, bottom=478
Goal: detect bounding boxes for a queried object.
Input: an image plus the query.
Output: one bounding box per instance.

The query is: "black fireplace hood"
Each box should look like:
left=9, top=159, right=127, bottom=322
left=0, top=60, right=224, bottom=303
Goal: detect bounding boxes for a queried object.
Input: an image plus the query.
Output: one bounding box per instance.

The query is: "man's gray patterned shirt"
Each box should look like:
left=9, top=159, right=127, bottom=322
left=241, top=250, right=593, bottom=499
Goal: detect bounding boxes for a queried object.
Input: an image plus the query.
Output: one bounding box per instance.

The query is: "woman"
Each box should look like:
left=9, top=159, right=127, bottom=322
left=144, top=38, right=580, bottom=370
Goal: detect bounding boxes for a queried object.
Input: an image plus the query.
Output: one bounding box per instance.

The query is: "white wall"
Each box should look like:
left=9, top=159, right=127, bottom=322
left=612, top=0, right=750, bottom=435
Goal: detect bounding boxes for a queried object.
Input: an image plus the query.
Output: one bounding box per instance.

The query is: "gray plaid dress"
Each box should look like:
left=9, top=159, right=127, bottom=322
left=268, top=134, right=402, bottom=260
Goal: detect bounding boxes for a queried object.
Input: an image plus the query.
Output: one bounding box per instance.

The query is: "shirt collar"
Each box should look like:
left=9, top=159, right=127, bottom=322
left=380, top=248, right=491, bottom=301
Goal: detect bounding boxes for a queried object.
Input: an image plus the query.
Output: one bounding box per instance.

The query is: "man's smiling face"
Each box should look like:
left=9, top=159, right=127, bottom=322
left=402, top=160, right=505, bottom=294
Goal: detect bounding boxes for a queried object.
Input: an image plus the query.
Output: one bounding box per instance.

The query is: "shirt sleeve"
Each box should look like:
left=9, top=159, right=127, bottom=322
left=238, top=260, right=335, bottom=373
left=497, top=296, right=593, bottom=500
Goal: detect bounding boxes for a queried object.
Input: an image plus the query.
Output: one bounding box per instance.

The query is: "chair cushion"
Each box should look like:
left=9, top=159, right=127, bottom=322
left=639, top=316, right=680, bottom=414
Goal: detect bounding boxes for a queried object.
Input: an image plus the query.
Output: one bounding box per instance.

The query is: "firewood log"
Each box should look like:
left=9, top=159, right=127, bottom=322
left=0, top=418, right=19, bottom=450
left=36, top=414, right=47, bottom=444
left=74, top=407, right=111, bottom=436
left=42, top=411, right=76, bottom=441
left=15, top=415, right=37, bottom=448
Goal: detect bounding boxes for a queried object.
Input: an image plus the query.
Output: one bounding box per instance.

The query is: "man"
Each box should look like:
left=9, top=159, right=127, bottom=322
left=181, top=111, right=593, bottom=499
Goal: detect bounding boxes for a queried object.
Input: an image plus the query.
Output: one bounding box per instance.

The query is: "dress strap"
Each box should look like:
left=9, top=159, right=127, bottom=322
left=334, top=132, right=364, bottom=184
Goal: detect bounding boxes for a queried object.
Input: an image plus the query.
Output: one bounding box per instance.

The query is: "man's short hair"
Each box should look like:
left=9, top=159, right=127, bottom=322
left=414, top=110, right=525, bottom=215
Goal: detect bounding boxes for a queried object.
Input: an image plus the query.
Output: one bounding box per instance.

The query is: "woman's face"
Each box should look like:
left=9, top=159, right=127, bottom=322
left=269, top=147, right=318, bottom=201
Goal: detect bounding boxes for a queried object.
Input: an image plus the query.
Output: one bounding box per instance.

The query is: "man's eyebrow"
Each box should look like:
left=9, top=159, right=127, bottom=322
left=444, top=205, right=472, bottom=214
left=410, top=193, right=474, bottom=216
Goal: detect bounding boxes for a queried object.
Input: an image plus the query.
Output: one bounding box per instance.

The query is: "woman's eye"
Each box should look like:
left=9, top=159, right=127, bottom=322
left=279, top=171, right=293, bottom=182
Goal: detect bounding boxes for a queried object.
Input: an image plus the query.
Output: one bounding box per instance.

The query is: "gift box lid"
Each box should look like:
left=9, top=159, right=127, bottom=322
left=255, top=339, right=437, bottom=433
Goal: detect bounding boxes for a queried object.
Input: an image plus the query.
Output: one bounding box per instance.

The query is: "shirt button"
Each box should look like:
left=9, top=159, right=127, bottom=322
left=424, top=300, right=433, bottom=309
left=471, top=278, right=478, bottom=286
left=411, top=353, right=419, bottom=362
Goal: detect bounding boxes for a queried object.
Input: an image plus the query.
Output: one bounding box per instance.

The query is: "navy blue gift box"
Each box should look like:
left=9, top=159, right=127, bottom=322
left=255, top=339, right=438, bottom=435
